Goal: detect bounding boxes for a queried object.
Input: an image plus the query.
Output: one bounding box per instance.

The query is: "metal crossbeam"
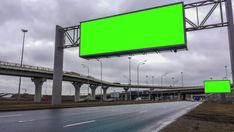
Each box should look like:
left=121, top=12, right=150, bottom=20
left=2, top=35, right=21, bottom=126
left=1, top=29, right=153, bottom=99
left=63, top=25, right=80, bottom=48
left=63, top=0, right=228, bottom=48
left=185, top=0, right=227, bottom=32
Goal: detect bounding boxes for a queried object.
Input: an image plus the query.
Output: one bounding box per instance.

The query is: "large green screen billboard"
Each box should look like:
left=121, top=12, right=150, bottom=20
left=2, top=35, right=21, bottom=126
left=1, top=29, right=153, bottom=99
left=80, top=2, right=186, bottom=59
left=204, top=80, right=231, bottom=93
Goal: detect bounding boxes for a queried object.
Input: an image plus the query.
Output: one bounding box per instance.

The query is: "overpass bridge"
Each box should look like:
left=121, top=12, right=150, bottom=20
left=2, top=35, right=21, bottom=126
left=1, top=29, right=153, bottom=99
left=0, top=61, right=205, bottom=102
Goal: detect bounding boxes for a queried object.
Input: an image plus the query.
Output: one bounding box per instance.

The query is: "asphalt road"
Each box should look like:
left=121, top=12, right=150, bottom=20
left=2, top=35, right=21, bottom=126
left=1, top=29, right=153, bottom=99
left=0, top=101, right=201, bottom=132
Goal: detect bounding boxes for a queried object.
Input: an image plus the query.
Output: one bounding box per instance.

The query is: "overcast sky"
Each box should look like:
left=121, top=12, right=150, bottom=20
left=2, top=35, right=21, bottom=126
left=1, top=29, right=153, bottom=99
left=0, top=0, right=234, bottom=95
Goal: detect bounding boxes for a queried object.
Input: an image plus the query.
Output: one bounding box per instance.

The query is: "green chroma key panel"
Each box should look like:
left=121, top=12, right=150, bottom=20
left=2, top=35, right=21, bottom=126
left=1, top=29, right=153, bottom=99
left=80, top=2, right=186, bottom=59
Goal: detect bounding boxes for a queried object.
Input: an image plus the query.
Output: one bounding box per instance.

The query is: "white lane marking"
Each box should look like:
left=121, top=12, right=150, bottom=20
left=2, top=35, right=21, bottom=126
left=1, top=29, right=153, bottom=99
left=18, top=120, right=35, bottom=123
left=139, top=110, right=147, bottom=114
left=0, top=114, right=22, bottom=118
left=64, top=120, right=96, bottom=128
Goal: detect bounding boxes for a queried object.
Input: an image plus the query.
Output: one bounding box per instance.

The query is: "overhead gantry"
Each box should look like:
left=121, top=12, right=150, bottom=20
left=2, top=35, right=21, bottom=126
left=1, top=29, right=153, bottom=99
left=52, top=0, right=234, bottom=105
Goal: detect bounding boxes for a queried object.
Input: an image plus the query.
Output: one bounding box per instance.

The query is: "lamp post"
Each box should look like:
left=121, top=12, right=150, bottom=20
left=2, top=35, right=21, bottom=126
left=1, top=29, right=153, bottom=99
left=137, top=60, right=146, bottom=98
left=161, top=73, right=168, bottom=87
left=152, top=76, right=154, bottom=86
left=82, top=64, right=90, bottom=95
left=181, top=72, right=184, bottom=87
left=172, top=77, right=175, bottom=87
left=146, top=75, right=149, bottom=84
left=128, top=57, right=132, bottom=101
left=97, top=59, right=103, bottom=102
left=137, top=60, right=147, bottom=85
left=17, top=29, right=28, bottom=102
left=225, top=65, right=228, bottom=79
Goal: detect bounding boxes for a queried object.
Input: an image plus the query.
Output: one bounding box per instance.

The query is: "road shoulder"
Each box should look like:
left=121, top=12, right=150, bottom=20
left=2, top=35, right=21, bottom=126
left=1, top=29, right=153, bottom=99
left=160, top=102, right=234, bottom=132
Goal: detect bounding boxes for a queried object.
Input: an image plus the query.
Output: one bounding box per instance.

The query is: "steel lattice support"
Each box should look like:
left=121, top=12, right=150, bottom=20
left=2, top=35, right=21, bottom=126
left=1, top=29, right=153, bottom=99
left=185, top=0, right=227, bottom=31
left=62, top=0, right=228, bottom=48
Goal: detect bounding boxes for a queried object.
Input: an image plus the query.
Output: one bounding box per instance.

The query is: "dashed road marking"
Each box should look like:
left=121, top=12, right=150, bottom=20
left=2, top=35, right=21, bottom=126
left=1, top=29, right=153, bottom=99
left=18, top=119, right=35, bottom=123
left=0, top=114, right=22, bottom=118
left=64, top=120, right=96, bottom=128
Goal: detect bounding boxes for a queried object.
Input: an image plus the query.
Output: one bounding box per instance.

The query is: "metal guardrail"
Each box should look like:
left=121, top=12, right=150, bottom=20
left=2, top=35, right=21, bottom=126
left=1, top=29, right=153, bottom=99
left=0, top=61, right=53, bottom=72
left=0, top=61, right=90, bottom=79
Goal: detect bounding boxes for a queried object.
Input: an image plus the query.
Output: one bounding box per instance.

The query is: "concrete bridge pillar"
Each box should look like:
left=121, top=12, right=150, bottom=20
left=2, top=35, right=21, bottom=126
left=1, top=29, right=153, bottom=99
left=102, top=86, right=109, bottom=101
left=177, top=92, right=181, bottom=100
left=182, top=93, right=186, bottom=100
left=90, top=85, right=98, bottom=100
left=72, top=82, right=83, bottom=102
left=123, top=87, right=129, bottom=101
left=31, top=77, right=46, bottom=103
left=149, top=88, right=154, bottom=100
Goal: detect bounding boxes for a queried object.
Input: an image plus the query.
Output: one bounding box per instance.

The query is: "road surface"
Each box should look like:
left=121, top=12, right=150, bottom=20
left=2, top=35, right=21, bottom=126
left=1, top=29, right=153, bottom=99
left=0, top=101, right=201, bottom=132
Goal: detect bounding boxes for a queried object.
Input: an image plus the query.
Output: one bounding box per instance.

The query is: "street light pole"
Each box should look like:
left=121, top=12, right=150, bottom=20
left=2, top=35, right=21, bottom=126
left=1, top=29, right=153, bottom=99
left=225, top=65, right=228, bottom=79
left=82, top=64, right=90, bottom=96
left=97, top=60, right=103, bottom=101
left=172, top=77, right=175, bottom=87
left=128, top=57, right=132, bottom=101
left=146, top=75, right=149, bottom=84
left=17, top=29, right=28, bottom=102
left=97, top=59, right=103, bottom=102
left=137, top=60, right=146, bottom=98
left=161, top=73, right=168, bottom=87
left=152, top=76, right=154, bottom=86
left=181, top=72, right=184, bottom=87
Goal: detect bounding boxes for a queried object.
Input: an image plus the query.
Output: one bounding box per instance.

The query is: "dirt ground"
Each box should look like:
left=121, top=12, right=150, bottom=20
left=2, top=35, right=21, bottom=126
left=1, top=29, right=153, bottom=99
left=161, top=102, right=234, bottom=132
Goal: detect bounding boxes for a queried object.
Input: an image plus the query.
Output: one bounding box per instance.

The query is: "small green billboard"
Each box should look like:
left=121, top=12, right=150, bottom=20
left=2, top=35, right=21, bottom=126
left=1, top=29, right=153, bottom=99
left=80, top=2, right=186, bottom=59
left=204, top=80, right=231, bottom=93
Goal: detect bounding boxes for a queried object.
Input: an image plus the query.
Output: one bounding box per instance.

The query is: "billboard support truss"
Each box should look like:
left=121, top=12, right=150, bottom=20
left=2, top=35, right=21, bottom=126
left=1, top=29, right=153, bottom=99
left=63, top=0, right=228, bottom=48
left=52, top=0, right=234, bottom=105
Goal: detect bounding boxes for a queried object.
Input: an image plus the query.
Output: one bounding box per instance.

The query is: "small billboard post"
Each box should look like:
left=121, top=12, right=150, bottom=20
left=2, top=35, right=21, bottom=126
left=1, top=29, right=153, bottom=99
left=204, top=80, right=231, bottom=103
left=204, top=80, right=231, bottom=93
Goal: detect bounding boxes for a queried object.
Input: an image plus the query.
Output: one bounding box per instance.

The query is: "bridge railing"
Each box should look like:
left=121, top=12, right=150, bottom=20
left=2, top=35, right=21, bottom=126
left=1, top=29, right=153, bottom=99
left=0, top=61, right=53, bottom=72
left=0, top=61, right=89, bottom=78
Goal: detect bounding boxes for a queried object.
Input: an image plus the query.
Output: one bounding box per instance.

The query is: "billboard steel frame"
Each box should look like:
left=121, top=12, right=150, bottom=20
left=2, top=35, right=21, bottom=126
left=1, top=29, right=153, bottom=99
left=52, top=0, right=234, bottom=105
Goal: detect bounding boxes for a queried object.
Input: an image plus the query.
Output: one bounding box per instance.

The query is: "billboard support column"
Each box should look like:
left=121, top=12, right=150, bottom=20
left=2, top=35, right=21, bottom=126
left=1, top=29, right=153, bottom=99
left=52, top=25, right=65, bottom=105
left=226, top=0, right=234, bottom=87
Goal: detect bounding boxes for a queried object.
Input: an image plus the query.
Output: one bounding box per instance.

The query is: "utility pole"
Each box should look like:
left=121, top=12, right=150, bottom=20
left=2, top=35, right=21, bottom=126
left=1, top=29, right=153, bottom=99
left=17, top=29, right=28, bottom=102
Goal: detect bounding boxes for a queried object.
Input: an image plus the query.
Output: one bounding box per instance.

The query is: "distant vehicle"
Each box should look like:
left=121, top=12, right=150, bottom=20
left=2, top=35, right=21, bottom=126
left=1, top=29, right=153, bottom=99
left=42, top=95, right=49, bottom=101
left=193, top=96, right=202, bottom=102
left=113, top=82, right=121, bottom=84
left=65, top=72, right=81, bottom=76
left=106, top=98, right=115, bottom=102
left=135, top=97, right=142, bottom=101
left=87, top=76, right=95, bottom=79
